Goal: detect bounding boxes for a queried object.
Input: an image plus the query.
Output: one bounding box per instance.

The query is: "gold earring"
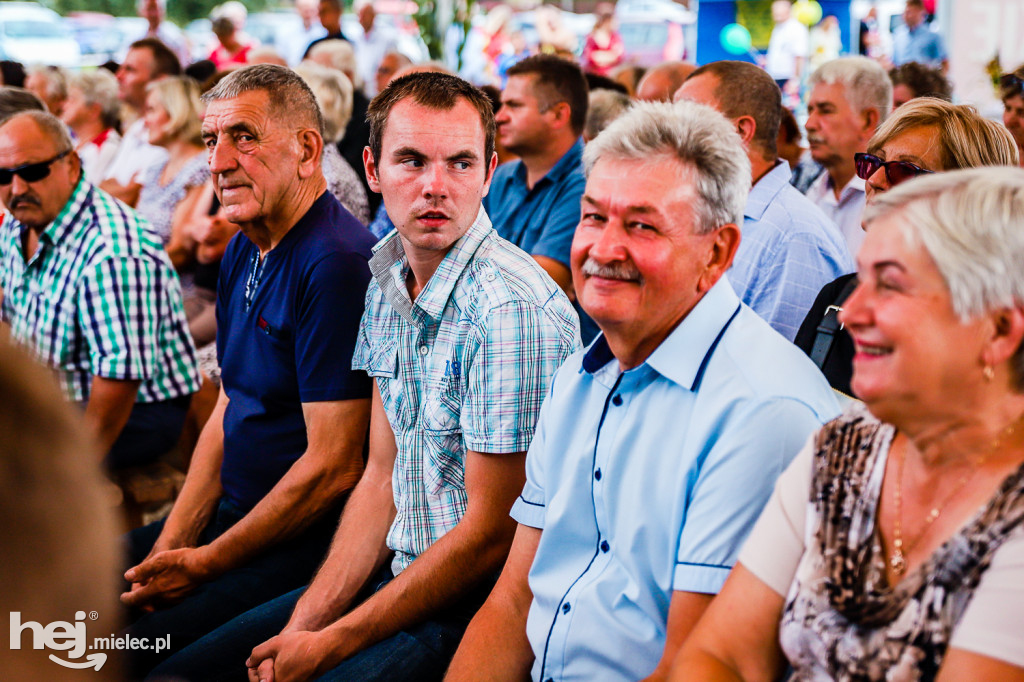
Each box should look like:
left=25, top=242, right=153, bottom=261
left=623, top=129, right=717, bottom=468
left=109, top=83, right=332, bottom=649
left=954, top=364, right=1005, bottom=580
left=984, top=365, right=995, bottom=381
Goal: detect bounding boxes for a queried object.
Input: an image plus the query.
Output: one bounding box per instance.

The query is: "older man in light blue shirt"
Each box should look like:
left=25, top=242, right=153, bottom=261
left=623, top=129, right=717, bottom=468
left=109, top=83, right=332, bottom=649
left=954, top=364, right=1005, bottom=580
left=446, top=101, right=840, bottom=682
left=675, top=60, right=854, bottom=342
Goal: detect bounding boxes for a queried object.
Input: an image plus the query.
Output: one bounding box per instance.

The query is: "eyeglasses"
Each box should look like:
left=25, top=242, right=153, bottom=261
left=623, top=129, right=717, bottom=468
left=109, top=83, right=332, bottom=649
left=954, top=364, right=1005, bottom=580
left=0, top=149, right=71, bottom=186
left=854, top=152, right=934, bottom=186
left=1001, top=73, right=1024, bottom=97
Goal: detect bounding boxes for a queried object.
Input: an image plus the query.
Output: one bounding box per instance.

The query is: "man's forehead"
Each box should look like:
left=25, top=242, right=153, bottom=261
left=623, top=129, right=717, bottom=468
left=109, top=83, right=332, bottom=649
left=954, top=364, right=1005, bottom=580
left=0, top=118, right=58, bottom=161
left=383, top=97, right=485, bottom=149
left=202, top=91, right=273, bottom=130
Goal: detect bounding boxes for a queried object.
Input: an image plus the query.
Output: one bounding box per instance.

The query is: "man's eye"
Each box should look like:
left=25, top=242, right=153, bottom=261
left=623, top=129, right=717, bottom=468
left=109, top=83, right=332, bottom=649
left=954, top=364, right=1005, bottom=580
left=401, top=158, right=423, bottom=168
left=582, top=212, right=606, bottom=222
left=453, top=161, right=471, bottom=170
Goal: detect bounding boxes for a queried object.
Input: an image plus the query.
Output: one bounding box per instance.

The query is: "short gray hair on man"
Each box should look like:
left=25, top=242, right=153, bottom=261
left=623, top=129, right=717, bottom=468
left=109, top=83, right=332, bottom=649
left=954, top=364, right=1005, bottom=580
left=0, top=110, right=74, bottom=152
left=582, top=100, right=751, bottom=234
left=26, top=65, right=69, bottom=101
left=201, top=64, right=324, bottom=137
left=863, top=167, right=1024, bottom=386
left=584, top=89, right=631, bottom=142
left=307, top=40, right=360, bottom=88
left=294, top=62, right=353, bottom=144
left=808, top=56, right=893, bottom=124
left=69, top=70, right=120, bottom=129
left=0, top=88, right=45, bottom=122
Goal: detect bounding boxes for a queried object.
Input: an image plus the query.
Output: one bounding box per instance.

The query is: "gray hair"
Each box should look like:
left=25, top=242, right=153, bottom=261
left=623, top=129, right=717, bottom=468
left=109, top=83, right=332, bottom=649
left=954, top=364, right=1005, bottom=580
left=0, top=88, right=45, bottom=122
left=582, top=100, right=751, bottom=234
left=69, top=70, right=120, bottom=129
left=863, top=167, right=1024, bottom=387
left=808, top=56, right=893, bottom=124
left=307, top=40, right=360, bottom=89
left=202, top=64, right=324, bottom=137
left=26, top=65, right=68, bottom=101
left=0, top=110, right=74, bottom=152
left=584, top=89, right=631, bottom=142
left=294, top=62, right=353, bottom=144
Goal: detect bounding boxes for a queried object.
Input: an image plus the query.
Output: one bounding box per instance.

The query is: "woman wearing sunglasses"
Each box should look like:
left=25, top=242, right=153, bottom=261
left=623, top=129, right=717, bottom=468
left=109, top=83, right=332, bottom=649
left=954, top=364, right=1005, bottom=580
left=794, top=97, right=1018, bottom=397
left=1001, top=66, right=1024, bottom=168
left=673, top=167, right=1024, bottom=682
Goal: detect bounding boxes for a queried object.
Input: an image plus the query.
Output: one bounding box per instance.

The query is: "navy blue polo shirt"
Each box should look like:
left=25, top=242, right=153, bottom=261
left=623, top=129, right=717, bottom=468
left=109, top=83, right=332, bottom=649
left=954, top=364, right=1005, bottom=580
left=217, top=192, right=375, bottom=512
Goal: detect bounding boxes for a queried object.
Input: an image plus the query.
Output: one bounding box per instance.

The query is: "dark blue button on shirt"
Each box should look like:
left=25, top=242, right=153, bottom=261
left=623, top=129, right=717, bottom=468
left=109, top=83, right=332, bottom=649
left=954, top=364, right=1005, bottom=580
left=217, top=192, right=376, bottom=512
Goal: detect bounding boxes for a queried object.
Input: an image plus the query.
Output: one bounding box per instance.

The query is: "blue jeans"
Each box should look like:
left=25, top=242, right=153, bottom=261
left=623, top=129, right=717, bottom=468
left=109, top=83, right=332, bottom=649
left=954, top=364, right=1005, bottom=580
left=149, top=566, right=492, bottom=682
left=125, top=497, right=342, bottom=679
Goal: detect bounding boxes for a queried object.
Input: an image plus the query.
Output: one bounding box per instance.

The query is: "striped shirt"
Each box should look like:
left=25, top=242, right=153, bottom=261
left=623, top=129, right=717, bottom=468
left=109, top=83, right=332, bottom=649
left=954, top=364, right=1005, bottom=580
left=353, top=208, right=581, bottom=575
left=0, top=177, right=200, bottom=403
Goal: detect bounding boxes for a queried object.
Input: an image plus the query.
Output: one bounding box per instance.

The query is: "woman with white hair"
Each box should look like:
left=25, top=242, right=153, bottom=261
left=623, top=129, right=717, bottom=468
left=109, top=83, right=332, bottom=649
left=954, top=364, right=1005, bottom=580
left=62, top=69, right=122, bottom=181
left=673, top=167, right=1024, bottom=681
left=293, top=62, right=370, bottom=224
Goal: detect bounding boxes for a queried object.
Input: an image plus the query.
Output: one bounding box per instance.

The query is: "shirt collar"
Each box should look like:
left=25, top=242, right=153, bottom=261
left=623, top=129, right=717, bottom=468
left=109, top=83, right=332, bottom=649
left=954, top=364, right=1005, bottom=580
left=511, top=137, right=584, bottom=189
left=744, top=160, right=791, bottom=221
left=368, top=206, right=492, bottom=325
left=581, top=277, right=742, bottom=391
left=812, top=171, right=866, bottom=203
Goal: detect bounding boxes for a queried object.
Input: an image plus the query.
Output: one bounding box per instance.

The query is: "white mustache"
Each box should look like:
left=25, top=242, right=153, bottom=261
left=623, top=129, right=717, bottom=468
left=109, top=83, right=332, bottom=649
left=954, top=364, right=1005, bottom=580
left=581, top=257, right=642, bottom=282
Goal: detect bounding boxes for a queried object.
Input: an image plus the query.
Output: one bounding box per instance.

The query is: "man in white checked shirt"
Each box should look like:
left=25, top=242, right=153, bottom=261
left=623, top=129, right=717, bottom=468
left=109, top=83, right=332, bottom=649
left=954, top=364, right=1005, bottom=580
left=153, top=71, right=581, bottom=682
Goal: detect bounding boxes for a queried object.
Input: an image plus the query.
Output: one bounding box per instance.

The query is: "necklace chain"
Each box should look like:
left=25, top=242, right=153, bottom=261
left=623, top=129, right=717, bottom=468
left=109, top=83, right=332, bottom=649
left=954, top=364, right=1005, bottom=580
left=890, top=412, right=1024, bottom=577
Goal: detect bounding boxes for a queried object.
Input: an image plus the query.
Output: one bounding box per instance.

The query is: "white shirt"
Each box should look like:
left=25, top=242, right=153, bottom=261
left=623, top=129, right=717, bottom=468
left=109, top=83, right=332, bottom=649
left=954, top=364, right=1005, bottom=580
left=766, top=18, right=809, bottom=81
left=805, top=172, right=867, bottom=257
left=76, top=128, right=121, bottom=184
left=102, top=118, right=168, bottom=187
left=351, top=25, right=397, bottom=95
left=277, top=21, right=327, bottom=66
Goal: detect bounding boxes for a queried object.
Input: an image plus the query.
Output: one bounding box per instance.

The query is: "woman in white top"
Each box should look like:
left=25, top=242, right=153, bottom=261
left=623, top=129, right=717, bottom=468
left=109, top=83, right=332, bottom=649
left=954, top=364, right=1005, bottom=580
left=672, top=168, right=1024, bottom=681
left=61, top=70, right=122, bottom=182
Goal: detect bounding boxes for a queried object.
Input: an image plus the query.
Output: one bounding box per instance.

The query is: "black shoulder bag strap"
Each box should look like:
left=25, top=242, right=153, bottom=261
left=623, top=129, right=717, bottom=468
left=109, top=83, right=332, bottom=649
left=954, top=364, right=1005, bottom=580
left=809, top=276, right=859, bottom=369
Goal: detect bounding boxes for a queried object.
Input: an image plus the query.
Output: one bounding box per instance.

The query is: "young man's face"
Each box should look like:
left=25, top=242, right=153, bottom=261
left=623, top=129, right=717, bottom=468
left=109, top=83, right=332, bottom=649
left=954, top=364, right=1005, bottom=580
left=365, top=97, right=496, bottom=260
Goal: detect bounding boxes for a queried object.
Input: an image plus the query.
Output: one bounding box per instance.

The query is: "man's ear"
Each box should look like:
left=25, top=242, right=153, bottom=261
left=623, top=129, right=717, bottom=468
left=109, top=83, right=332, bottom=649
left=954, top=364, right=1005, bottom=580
left=734, top=115, right=757, bottom=148
left=296, top=129, right=323, bottom=179
left=698, top=223, right=742, bottom=293
left=481, top=150, right=498, bottom=198
left=546, top=101, right=573, bottom=131
left=363, top=146, right=381, bottom=194
left=861, top=107, right=881, bottom=136
left=982, top=305, right=1024, bottom=375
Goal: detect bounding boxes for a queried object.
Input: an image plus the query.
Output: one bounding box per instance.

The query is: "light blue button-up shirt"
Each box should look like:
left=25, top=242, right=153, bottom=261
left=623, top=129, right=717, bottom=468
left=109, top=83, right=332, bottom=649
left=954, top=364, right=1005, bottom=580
left=729, top=161, right=854, bottom=342
left=892, top=22, right=947, bottom=68
left=510, top=278, right=840, bottom=682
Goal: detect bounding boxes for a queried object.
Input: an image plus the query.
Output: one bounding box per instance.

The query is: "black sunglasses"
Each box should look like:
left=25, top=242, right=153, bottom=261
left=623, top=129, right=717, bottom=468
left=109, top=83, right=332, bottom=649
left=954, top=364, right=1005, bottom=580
left=1001, top=73, right=1024, bottom=97
left=0, top=149, right=71, bottom=186
left=854, top=152, right=934, bottom=186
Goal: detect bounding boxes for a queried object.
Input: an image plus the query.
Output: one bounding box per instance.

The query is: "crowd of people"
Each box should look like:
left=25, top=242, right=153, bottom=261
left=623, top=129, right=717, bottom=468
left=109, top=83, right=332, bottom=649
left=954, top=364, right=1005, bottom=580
left=2, top=0, right=1024, bottom=681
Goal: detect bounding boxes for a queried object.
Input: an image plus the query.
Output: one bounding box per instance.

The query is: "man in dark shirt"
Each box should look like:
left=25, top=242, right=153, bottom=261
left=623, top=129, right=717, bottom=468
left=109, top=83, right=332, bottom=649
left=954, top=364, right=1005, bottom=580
left=120, top=64, right=376, bottom=676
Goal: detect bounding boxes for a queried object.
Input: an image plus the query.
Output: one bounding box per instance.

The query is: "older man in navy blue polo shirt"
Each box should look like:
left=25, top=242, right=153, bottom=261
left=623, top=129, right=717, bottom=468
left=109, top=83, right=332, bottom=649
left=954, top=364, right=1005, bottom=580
left=119, top=65, right=376, bottom=676
left=485, top=54, right=598, bottom=342
left=447, top=101, right=841, bottom=681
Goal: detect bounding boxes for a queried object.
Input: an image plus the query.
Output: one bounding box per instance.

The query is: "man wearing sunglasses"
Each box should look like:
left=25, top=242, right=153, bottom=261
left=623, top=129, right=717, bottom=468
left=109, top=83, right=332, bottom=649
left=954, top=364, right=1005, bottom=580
left=0, top=110, right=200, bottom=467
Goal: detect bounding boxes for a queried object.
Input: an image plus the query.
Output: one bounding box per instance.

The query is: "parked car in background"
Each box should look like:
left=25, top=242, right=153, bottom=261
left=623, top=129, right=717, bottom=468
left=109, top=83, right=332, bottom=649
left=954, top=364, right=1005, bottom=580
left=0, top=2, right=81, bottom=68
left=66, top=12, right=121, bottom=66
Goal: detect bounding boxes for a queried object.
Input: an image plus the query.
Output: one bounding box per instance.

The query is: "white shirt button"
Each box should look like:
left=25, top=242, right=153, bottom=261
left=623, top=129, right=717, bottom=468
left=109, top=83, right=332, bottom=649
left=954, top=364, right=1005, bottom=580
left=418, top=345, right=428, bottom=356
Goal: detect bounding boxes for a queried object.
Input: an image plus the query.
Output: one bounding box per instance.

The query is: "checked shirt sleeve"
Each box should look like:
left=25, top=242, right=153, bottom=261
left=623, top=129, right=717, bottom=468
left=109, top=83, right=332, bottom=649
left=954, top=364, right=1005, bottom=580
left=78, top=255, right=162, bottom=382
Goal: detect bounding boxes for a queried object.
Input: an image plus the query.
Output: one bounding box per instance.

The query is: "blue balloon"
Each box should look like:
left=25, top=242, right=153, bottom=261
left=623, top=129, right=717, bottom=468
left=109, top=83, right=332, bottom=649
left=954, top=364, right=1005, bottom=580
left=720, top=23, right=752, bottom=55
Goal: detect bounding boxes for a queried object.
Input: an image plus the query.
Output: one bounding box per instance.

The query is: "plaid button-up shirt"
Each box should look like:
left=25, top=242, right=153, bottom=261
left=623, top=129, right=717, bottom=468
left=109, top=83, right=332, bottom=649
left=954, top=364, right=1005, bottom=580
left=0, top=177, right=200, bottom=403
left=353, top=208, right=581, bottom=574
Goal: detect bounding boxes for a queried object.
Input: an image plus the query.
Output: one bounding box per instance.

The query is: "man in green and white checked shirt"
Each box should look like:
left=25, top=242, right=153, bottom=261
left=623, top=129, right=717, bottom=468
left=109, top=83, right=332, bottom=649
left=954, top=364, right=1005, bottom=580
left=0, top=110, right=199, bottom=467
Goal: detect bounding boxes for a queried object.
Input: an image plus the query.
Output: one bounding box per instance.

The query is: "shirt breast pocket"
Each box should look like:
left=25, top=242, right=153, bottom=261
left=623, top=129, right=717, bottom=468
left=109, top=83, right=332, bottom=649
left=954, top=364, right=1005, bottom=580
left=422, top=387, right=465, bottom=495
left=364, top=340, right=408, bottom=432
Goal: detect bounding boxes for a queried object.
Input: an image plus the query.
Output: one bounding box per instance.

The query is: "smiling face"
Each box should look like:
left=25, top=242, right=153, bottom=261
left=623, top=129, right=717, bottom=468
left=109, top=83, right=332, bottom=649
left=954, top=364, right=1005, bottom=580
left=864, top=125, right=943, bottom=202
left=839, top=213, right=991, bottom=422
left=364, top=96, right=495, bottom=261
left=572, top=155, right=733, bottom=367
left=0, top=116, right=79, bottom=230
left=201, top=89, right=303, bottom=230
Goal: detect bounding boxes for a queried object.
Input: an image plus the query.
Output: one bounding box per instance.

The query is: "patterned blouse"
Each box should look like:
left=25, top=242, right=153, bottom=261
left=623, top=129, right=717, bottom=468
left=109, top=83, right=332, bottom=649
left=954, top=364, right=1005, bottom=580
left=136, top=151, right=211, bottom=245
left=778, top=403, right=1024, bottom=680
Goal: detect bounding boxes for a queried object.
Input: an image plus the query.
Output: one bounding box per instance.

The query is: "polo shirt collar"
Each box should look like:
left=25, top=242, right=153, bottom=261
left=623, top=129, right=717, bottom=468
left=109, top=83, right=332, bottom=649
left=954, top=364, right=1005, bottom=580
left=368, top=206, right=492, bottom=325
left=581, top=277, right=742, bottom=391
left=744, top=160, right=791, bottom=221
left=511, top=137, right=584, bottom=189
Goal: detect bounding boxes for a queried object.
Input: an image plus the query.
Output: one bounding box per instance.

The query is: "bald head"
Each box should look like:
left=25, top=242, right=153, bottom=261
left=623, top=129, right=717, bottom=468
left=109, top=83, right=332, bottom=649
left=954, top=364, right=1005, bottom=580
left=635, top=61, right=697, bottom=102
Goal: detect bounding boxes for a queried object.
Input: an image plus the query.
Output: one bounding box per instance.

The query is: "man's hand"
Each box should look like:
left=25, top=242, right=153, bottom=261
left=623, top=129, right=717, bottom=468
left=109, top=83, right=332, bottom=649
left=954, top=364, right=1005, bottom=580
left=246, top=629, right=338, bottom=682
left=121, top=545, right=217, bottom=609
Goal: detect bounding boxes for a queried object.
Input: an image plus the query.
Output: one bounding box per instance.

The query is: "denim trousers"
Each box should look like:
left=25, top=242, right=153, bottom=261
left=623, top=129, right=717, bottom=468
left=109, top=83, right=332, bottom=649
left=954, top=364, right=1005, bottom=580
left=148, top=564, right=493, bottom=682
left=125, top=496, right=342, bottom=679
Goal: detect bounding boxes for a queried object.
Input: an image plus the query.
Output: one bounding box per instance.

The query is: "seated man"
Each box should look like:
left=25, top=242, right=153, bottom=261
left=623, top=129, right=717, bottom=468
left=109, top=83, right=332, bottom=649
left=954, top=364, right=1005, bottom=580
left=446, top=100, right=840, bottom=681
left=149, top=71, right=581, bottom=682
left=675, top=60, right=854, bottom=342
left=119, top=64, right=377, bottom=675
left=0, top=110, right=199, bottom=467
